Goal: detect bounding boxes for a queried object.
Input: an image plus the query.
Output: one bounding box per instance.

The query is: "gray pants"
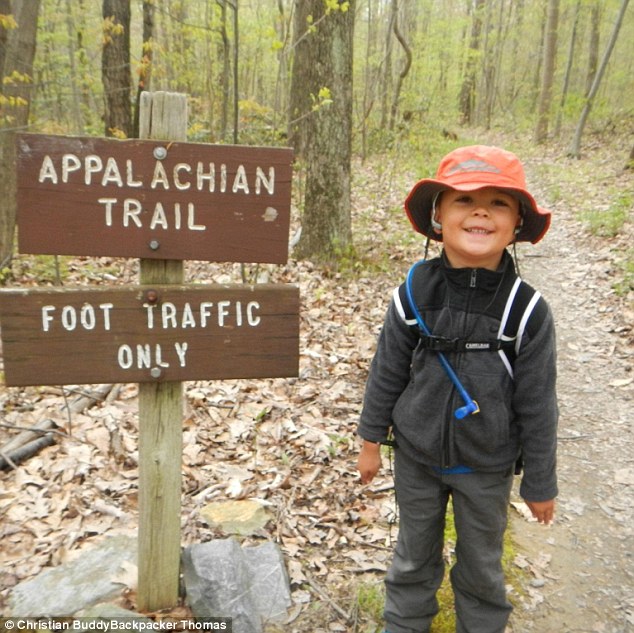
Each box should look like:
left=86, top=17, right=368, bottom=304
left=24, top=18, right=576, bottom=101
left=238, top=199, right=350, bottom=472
left=384, top=448, right=514, bottom=633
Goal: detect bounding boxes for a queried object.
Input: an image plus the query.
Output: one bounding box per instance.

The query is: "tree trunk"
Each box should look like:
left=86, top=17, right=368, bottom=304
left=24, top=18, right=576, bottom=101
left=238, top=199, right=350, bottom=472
left=380, top=2, right=395, bottom=131
left=0, top=0, right=40, bottom=270
left=293, top=0, right=355, bottom=263
left=101, top=0, right=132, bottom=138
left=272, top=0, right=289, bottom=139
left=218, top=0, right=231, bottom=142
left=530, top=4, right=546, bottom=112
left=0, top=0, right=12, bottom=79
left=555, top=0, right=580, bottom=136
left=458, top=0, right=484, bottom=126
left=361, top=0, right=379, bottom=162
left=534, top=0, right=559, bottom=144
left=389, top=0, right=412, bottom=131
left=289, top=0, right=336, bottom=157
left=569, top=0, right=630, bottom=158
left=133, top=0, right=155, bottom=138
left=64, top=0, right=83, bottom=133
left=231, top=1, right=239, bottom=144
left=585, top=0, right=601, bottom=97
left=507, top=0, right=525, bottom=104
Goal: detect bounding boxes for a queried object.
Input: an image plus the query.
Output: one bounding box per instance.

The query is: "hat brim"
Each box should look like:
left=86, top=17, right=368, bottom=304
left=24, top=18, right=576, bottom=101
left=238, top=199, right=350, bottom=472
left=404, top=179, right=551, bottom=244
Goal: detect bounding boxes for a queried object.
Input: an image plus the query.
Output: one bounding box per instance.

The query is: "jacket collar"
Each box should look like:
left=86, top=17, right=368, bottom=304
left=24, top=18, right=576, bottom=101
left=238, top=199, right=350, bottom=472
left=439, top=249, right=516, bottom=291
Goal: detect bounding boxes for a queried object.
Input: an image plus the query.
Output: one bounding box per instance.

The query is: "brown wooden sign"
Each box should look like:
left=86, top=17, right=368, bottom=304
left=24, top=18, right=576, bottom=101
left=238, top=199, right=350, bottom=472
left=0, top=285, right=299, bottom=386
left=16, top=133, right=294, bottom=263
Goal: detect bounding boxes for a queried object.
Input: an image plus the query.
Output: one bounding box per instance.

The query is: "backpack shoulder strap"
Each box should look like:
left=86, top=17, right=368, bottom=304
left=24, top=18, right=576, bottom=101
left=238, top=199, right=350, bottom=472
left=497, top=278, right=546, bottom=378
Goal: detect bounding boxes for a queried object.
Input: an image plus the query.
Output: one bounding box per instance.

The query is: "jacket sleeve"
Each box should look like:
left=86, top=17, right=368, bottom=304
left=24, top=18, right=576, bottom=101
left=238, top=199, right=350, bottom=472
left=513, top=300, right=559, bottom=502
left=358, top=288, right=419, bottom=443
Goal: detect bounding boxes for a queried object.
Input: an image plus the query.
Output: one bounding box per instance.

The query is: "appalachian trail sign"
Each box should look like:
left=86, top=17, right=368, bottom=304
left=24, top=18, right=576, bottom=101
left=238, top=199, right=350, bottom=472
left=16, top=133, right=293, bottom=264
left=0, top=91, right=299, bottom=612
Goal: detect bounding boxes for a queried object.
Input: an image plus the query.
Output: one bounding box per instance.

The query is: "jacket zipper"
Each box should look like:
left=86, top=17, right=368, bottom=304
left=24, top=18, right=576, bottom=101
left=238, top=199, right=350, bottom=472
left=442, top=269, right=477, bottom=468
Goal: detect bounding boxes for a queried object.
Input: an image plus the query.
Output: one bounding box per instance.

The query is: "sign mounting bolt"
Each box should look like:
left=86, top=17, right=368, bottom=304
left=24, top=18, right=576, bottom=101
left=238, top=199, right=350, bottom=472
left=149, top=240, right=160, bottom=251
left=150, top=367, right=162, bottom=379
left=153, top=146, right=168, bottom=160
left=145, top=289, right=159, bottom=304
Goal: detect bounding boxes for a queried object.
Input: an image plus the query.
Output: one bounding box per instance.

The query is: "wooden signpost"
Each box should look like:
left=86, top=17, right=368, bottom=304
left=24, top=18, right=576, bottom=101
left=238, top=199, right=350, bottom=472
left=0, top=92, right=298, bottom=612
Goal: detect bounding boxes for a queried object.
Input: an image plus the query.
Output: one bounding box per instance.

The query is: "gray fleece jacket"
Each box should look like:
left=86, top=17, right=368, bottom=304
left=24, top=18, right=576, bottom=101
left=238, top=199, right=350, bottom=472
left=358, top=252, right=558, bottom=502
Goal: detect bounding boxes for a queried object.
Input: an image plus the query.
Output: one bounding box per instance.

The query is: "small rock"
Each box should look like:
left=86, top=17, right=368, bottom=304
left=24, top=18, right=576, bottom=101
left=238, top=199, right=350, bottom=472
left=182, top=538, right=292, bottom=633
left=182, top=539, right=261, bottom=633
left=200, top=499, right=272, bottom=536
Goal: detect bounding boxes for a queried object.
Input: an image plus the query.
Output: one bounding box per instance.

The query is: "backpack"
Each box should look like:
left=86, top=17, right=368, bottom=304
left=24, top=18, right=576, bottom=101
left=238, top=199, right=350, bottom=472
left=404, top=261, right=546, bottom=472
left=404, top=261, right=545, bottom=379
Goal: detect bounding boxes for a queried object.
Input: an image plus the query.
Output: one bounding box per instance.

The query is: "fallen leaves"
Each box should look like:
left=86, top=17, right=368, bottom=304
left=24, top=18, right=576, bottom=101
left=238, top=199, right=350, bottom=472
left=1, top=136, right=632, bottom=631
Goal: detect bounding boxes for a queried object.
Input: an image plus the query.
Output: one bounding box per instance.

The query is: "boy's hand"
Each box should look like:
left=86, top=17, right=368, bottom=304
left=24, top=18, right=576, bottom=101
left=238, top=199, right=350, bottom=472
left=525, top=499, right=555, bottom=525
left=357, top=440, right=382, bottom=484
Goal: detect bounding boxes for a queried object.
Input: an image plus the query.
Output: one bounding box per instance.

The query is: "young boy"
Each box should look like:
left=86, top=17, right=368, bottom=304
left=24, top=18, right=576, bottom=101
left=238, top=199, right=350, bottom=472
left=357, top=145, right=558, bottom=633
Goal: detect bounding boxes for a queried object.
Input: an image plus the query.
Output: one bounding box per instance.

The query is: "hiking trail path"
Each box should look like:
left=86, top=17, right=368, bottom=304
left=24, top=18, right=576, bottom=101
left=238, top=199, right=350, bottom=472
left=506, top=158, right=633, bottom=633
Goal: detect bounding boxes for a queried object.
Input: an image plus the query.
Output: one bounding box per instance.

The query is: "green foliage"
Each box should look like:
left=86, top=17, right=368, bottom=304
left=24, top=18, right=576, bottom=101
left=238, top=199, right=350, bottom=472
left=324, top=0, right=350, bottom=13
left=327, top=433, right=351, bottom=458
left=580, top=191, right=631, bottom=238
left=11, top=255, right=68, bottom=285
left=0, top=13, right=17, bottom=29
left=0, top=263, right=12, bottom=286
left=312, top=87, right=333, bottom=111
left=28, top=0, right=633, bottom=152
left=613, top=250, right=634, bottom=297
left=355, top=579, right=385, bottom=625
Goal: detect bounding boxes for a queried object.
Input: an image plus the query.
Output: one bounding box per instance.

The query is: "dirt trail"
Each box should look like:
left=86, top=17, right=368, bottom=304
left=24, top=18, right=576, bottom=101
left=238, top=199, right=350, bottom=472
left=507, top=162, right=633, bottom=632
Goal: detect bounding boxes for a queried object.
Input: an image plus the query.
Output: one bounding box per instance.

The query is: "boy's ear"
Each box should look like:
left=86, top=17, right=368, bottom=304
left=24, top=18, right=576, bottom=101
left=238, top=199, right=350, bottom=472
left=431, top=191, right=443, bottom=232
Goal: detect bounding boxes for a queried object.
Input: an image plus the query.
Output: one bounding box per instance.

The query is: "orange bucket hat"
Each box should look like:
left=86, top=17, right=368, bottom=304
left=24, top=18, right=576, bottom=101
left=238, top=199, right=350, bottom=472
left=404, top=145, right=551, bottom=244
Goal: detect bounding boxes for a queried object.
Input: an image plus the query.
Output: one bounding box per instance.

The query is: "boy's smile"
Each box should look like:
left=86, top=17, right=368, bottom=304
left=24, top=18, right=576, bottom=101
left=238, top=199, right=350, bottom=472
left=434, top=187, right=521, bottom=270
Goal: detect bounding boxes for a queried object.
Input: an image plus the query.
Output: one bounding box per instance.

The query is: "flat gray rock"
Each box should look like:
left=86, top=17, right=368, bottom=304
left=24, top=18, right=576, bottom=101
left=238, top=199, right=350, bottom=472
left=8, top=535, right=137, bottom=617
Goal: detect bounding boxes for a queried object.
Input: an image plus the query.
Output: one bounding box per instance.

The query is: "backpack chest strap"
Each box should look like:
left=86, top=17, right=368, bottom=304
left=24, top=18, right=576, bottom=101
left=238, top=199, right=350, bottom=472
left=416, top=332, right=516, bottom=353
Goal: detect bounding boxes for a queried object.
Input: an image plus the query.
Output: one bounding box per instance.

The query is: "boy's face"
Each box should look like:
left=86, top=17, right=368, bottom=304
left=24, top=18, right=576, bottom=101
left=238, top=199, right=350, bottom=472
left=434, top=187, right=521, bottom=270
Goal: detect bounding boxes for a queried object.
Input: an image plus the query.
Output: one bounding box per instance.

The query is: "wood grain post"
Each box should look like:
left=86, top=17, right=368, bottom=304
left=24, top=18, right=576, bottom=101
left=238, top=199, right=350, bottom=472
left=137, top=91, right=186, bottom=611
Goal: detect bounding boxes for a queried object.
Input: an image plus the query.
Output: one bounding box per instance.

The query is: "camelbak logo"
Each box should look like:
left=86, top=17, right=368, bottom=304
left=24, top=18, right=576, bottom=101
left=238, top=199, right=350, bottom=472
left=448, top=160, right=501, bottom=175
left=465, top=342, right=491, bottom=350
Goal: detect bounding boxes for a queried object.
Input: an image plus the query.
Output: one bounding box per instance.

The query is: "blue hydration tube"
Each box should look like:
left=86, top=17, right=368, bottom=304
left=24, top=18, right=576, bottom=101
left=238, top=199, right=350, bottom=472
left=405, top=262, right=480, bottom=420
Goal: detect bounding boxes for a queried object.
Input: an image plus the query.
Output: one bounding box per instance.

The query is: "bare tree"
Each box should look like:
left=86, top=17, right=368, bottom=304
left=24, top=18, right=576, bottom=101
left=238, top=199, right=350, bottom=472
left=0, top=0, right=12, bottom=80
left=458, top=0, right=485, bottom=126
left=0, top=0, right=40, bottom=269
left=569, top=0, right=630, bottom=158
left=133, top=0, right=155, bottom=138
left=101, top=0, right=132, bottom=138
left=388, top=0, right=412, bottom=131
left=534, top=0, right=559, bottom=144
left=585, top=0, right=601, bottom=97
left=555, top=0, right=581, bottom=136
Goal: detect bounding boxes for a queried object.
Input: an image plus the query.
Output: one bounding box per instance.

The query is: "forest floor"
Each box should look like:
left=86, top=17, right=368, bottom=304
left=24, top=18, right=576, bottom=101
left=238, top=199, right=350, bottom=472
left=0, top=129, right=632, bottom=632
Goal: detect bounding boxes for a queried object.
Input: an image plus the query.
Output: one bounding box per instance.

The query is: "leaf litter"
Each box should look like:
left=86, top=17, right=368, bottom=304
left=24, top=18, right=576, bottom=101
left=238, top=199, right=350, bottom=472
left=1, top=130, right=633, bottom=632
